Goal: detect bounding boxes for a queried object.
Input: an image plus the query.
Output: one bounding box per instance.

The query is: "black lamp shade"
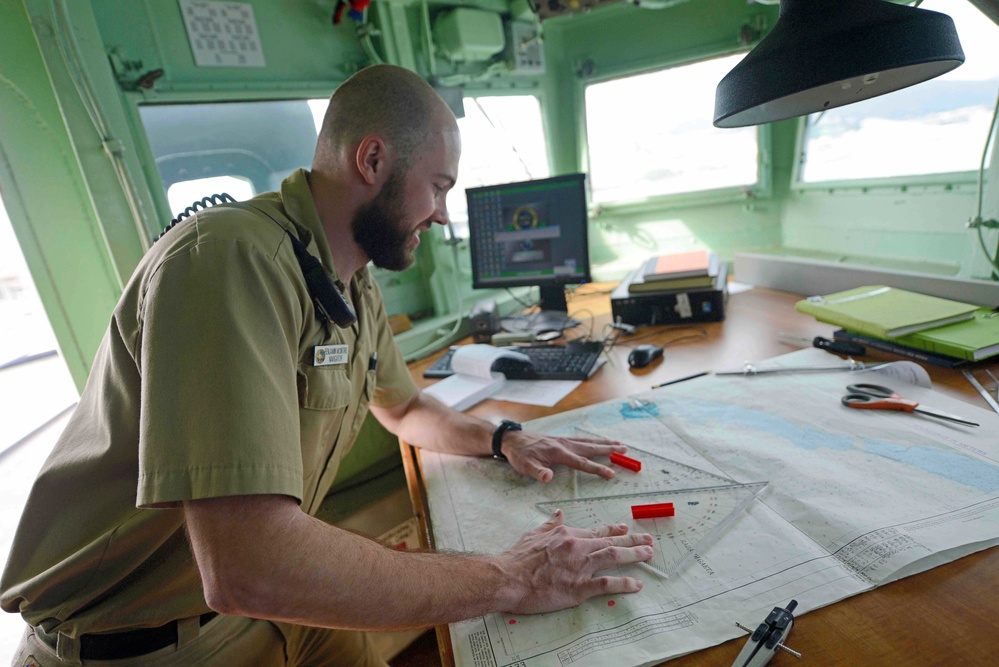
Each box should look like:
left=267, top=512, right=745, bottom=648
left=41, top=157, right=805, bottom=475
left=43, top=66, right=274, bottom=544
left=714, top=0, right=965, bottom=128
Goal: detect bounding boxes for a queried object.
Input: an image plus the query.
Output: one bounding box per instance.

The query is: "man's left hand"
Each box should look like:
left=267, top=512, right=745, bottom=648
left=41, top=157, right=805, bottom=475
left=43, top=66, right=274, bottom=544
left=499, top=431, right=627, bottom=483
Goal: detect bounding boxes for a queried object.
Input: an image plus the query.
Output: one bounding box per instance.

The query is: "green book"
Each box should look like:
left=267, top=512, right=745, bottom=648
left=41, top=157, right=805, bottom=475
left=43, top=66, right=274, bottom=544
left=794, top=285, right=979, bottom=338
left=895, top=308, right=999, bottom=361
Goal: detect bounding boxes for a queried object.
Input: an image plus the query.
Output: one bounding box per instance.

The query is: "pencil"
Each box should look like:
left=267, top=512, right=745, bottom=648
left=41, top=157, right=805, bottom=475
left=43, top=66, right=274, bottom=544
left=652, top=371, right=709, bottom=389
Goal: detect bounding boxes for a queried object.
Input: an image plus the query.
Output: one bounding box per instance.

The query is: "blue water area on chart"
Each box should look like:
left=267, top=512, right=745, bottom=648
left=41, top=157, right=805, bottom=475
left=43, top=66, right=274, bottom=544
left=620, top=401, right=660, bottom=419
left=585, top=395, right=999, bottom=493
left=863, top=439, right=999, bottom=493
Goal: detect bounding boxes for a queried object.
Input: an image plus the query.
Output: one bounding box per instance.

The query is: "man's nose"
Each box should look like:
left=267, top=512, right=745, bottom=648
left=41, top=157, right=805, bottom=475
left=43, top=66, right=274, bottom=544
left=430, top=207, right=449, bottom=226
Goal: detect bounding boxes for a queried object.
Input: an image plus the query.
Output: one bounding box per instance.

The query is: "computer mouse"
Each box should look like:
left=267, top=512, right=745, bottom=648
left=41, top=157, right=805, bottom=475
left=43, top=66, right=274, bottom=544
left=628, top=344, right=664, bottom=369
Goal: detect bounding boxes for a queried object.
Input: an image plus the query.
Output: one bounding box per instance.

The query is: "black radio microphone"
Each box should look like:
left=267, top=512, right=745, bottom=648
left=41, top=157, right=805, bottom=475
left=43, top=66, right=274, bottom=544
left=282, top=229, right=357, bottom=328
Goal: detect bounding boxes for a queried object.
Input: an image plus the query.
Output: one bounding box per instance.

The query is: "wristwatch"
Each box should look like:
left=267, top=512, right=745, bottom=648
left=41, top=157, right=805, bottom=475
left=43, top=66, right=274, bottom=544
left=491, top=419, right=522, bottom=461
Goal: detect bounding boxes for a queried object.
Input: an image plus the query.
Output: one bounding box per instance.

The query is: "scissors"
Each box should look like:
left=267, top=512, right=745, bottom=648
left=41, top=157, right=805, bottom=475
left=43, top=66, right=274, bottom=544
left=842, top=383, right=979, bottom=427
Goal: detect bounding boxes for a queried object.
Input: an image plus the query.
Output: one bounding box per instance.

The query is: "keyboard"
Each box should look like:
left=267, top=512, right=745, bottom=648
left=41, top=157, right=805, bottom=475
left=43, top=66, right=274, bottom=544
left=423, top=344, right=601, bottom=381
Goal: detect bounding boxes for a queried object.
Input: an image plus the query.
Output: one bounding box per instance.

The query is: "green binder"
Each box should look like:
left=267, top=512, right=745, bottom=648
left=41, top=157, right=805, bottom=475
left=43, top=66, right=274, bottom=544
left=794, top=286, right=978, bottom=339
left=896, top=308, right=999, bottom=361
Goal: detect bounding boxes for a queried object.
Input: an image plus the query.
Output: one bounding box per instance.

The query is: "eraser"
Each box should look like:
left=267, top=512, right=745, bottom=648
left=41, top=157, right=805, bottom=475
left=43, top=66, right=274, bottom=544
left=610, top=452, right=642, bottom=472
left=631, top=502, right=674, bottom=519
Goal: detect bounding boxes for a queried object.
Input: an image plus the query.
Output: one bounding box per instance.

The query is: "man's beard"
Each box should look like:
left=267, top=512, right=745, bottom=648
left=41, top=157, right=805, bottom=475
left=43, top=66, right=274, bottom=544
left=351, top=169, right=416, bottom=271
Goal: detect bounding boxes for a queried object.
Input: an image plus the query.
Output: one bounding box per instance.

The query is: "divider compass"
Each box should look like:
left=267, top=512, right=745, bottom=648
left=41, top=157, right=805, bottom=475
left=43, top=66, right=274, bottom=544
left=732, top=599, right=802, bottom=666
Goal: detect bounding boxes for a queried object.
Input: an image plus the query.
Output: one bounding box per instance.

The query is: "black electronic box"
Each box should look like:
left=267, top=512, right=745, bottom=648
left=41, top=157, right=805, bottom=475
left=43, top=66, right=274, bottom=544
left=610, top=262, right=728, bottom=326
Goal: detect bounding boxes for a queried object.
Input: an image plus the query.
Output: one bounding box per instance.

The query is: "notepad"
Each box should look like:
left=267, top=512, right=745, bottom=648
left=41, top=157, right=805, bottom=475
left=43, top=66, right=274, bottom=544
left=794, top=286, right=978, bottom=338
left=422, top=345, right=529, bottom=411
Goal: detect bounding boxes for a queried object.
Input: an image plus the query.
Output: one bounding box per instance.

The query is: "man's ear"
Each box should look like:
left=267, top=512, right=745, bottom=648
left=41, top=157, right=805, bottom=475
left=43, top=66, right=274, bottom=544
left=355, top=135, right=391, bottom=186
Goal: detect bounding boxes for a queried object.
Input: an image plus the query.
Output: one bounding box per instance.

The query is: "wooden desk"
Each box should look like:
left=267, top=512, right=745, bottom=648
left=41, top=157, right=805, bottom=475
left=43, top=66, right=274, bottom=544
left=401, top=285, right=999, bottom=666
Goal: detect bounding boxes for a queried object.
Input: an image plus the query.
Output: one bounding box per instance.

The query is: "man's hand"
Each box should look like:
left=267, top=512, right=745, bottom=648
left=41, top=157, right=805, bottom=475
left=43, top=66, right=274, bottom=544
left=497, top=509, right=653, bottom=614
left=500, top=429, right=627, bottom=483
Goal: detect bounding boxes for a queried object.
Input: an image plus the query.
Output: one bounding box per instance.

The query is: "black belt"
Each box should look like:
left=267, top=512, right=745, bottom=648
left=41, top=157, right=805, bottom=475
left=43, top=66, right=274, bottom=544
left=43, top=612, right=219, bottom=661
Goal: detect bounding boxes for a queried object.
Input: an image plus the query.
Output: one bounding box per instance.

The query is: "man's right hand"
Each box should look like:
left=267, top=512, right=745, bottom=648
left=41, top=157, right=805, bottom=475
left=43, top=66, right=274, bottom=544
left=496, top=509, right=654, bottom=615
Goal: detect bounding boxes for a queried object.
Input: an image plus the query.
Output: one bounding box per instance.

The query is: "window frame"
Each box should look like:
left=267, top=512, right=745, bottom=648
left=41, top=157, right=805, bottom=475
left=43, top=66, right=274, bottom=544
left=442, top=86, right=554, bottom=240
left=579, top=50, right=773, bottom=215
left=123, top=87, right=339, bottom=231
left=790, top=114, right=982, bottom=194
left=790, top=0, right=999, bottom=194
left=124, top=87, right=446, bottom=324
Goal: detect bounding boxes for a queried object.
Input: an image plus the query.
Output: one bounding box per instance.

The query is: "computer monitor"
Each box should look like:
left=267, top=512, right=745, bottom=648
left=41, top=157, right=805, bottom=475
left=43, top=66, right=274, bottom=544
left=466, top=173, right=591, bottom=333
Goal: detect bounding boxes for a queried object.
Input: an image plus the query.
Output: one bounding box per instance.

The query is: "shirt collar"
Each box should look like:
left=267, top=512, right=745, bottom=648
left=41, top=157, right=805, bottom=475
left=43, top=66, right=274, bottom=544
left=280, top=168, right=371, bottom=291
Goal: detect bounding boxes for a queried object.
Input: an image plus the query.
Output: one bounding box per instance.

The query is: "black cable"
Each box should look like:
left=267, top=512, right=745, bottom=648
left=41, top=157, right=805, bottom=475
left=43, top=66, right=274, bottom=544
left=615, top=325, right=708, bottom=348
left=154, top=193, right=236, bottom=242
left=505, top=288, right=537, bottom=312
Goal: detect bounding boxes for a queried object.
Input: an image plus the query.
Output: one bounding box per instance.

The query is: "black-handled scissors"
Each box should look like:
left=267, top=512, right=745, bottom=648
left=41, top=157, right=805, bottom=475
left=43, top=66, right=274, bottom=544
left=842, top=383, right=979, bottom=427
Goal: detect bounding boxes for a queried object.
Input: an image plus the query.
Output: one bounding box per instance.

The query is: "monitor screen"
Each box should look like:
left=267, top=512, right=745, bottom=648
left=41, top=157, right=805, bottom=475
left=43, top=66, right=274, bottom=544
left=466, top=173, right=591, bottom=314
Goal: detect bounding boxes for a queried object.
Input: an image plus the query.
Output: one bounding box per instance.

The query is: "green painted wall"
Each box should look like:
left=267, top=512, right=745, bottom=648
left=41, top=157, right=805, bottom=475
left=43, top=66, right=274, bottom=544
left=0, top=0, right=123, bottom=389
left=89, top=0, right=368, bottom=90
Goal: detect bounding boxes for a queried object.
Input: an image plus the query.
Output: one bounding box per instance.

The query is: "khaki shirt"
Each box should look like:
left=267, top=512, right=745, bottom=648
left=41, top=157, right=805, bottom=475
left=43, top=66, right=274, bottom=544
left=0, top=169, right=417, bottom=636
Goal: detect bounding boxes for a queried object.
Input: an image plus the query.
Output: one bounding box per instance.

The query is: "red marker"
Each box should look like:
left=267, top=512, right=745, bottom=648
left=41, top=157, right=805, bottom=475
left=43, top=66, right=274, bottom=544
left=631, top=502, right=674, bottom=519
left=610, top=452, right=642, bottom=472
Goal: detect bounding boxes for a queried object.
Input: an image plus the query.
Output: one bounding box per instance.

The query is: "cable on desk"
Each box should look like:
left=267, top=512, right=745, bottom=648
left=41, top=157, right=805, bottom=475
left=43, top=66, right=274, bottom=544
left=616, top=326, right=708, bottom=349
left=599, top=323, right=627, bottom=355
left=659, top=328, right=709, bottom=348
left=505, top=288, right=538, bottom=312
left=567, top=307, right=597, bottom=343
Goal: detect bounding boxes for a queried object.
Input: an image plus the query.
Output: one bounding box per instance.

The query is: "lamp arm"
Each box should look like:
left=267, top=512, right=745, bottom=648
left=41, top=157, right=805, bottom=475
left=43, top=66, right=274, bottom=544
left=968, top=83, right=999, bottom=276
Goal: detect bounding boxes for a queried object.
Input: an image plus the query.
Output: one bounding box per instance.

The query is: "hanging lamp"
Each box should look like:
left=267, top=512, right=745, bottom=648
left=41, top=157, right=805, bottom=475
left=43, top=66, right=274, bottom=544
left=714, top=0, right=965, bottom=128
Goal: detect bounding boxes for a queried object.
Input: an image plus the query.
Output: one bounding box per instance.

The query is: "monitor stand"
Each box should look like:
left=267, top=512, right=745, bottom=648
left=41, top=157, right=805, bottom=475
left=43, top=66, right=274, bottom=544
left=499, top=285, right=580, bottom=334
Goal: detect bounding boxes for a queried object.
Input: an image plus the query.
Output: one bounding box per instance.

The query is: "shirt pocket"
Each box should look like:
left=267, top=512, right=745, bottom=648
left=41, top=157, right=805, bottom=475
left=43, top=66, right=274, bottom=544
left=297, top=364, right=353, bottom=411
left=345, top=369, right=377, bottom=441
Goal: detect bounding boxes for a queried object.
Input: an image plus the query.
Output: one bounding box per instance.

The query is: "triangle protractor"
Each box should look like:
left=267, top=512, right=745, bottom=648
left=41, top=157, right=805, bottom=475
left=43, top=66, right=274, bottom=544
left=549, top=438, right=737, bottom=500
left=537, top=481, right=768, bottom=578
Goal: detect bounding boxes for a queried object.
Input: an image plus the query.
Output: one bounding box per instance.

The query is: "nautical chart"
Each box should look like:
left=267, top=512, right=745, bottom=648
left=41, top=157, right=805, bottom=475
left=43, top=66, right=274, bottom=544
left=421, top=349, right=999, bottom=667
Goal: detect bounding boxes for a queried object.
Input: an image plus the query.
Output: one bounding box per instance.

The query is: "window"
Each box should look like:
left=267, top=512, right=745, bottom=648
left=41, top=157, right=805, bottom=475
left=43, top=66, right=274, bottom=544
left=141, top=96, right=548, bottom=240
left=0, top=192, right=78, bottom=451
left=585, top=54, right=759, bottom=204
left=139, top=99, right=325, bottom=220
left=446, top=95, right=550, bottom=238
left=167, top=176, right=254, bottom=217
left=798, top=1, right=999, bottom=183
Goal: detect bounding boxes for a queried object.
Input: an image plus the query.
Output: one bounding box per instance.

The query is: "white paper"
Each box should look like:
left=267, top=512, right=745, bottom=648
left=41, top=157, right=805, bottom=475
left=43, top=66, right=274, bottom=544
left=491, top=359, right=606, bottom=407
left=423, top=373, right=505, bottom=412
left=423, top=348, right=999, bottom=667
left=866, top=359, right=932, bottom=388
left=491, top=379, right=581, bottom=407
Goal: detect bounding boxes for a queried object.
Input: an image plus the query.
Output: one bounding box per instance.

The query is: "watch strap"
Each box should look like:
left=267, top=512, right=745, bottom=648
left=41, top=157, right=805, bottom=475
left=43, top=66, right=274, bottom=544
left=491, top=420, right=522, bottom=461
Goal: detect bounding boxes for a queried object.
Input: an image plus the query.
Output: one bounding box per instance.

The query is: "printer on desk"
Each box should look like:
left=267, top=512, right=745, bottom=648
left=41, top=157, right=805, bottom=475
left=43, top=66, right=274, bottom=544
left=611, top=262, right=729, bottom=326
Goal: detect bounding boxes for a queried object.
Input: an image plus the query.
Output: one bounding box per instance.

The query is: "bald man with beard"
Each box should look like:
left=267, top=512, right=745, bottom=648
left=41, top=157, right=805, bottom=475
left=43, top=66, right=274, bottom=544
left=2, top=65, right=652, bottom=667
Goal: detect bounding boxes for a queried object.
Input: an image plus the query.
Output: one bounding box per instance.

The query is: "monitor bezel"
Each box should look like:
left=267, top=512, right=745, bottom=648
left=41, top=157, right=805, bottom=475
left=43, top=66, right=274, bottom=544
left=466, top=172, right=592, bottom=292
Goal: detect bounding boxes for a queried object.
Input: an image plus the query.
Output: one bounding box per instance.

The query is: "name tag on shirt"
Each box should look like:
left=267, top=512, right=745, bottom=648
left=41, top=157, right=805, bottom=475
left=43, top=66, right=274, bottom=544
left=314, top=344, right=349, bottom=367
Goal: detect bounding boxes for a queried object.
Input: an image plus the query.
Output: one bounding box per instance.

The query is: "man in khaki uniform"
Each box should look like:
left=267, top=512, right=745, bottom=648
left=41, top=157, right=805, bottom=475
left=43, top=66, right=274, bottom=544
left=2, top=65, right=654, bottom=667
